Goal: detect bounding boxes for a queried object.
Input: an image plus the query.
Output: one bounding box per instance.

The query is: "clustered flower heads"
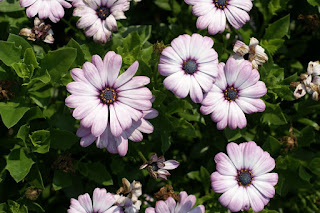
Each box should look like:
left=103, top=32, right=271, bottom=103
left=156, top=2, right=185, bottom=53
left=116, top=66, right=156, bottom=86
left=72, top=0, right=130, bottom=43
left=158, top=33, right=218, bottom=103
left=66, top=51, right=156, bottom=156
left=146, top=191, right=205, bottom=213
left=292, top=61, right=320, bottom=101
left=184, top=0, right=253, bottom=35
left=19, top=17, right=54, bottom=44
left=200, top=58, right=267, bottom=130
left=211, top=141, right=278, bottom=212
left=233, top=37, right=269, bottom=69
left=140, top=153, right=180, bottom=180
left=20, top=0, right=72, bottom=23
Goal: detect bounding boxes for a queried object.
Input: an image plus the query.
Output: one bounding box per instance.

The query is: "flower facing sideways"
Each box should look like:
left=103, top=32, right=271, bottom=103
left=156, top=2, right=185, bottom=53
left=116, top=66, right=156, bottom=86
left=158, top=34, right=218, bottom=103
left=233, top=38, right=268, bottom=69
left=184, top=0, right=253, bottom=35
left=73, top=0, right=130, bottom=43
left=20, top=0, right=72, bottom=23
left=145, top=191, right=205, bottom=213
left=65, top=51, right=154, bottom=153
left=140, top=153, right=180, bottom=180
left=200, top=57, right=267, bottom=130
left=211, top=141, right=278, bottom=212
left=68, top=188, right=121, bottom=213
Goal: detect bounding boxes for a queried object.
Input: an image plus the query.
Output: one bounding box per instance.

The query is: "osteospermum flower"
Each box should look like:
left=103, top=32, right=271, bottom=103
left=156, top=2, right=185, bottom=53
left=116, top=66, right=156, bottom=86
left=68, top=188, right=121, bottom=213
left=140, top=153, right=180, bottom=180
left=73, top=0, right=129, bottom=43
left=158, top=33, right=218, bottom=103
left=66, top=52, right=153, bottom=142
left=20, top=0, right=72, bottom=23
left=233, top=38, right=268, bottom=69
left=76, top=108, right=158, bottom=156
left=184, top=0, right=252, bottom=35
left=145, top=191, right=205, bottom=213
left=200, top=58, right=267, bottom=130
left=211, top=141, right=278, bottom=212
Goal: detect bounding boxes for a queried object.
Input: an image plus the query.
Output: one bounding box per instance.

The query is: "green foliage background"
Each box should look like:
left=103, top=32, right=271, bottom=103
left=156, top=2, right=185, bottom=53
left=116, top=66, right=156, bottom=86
left=0, top=0, right=320, bottom=212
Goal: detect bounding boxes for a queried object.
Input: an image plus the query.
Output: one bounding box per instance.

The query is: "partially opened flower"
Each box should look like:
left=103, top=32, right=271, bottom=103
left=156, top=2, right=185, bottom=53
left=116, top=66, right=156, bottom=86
left=75, top=108, right=158, bottom=156
left=68, top=188, right=121, bottom=213
left=158, top=33, right=218, bottom=103
left=233, top=38, right=268, bottom=69
left=73, top=0, right=130, bottom=43
left=20, top=0, right=72, bottom=23
left=145, top=191, right=205, bottom=213
left=66, top=52, right=153, bottom=148
left=200, top=58, right=267, bottom=130
left=140, top=153, right=180, bottom=180
left=184, top=0, right=253, bottom=35
left=211, top=141, right=278, bottom=212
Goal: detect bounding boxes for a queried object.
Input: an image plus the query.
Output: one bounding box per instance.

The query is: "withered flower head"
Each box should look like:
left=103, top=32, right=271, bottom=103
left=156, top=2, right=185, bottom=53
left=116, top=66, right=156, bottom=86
left=153, top=185, right=180, bottom=202
left=20, top=17, right=54, bottom=44
left=0, top=80, right=16, bottom=101
left=280, top=126, right=298, bottom=153
left=153, top=41, right=166, bottom=54
left=140, top=153, right=179, bottom=180
left=52, top=154, right=75, bottom=173
left=25, top=187, right=42, bottom=201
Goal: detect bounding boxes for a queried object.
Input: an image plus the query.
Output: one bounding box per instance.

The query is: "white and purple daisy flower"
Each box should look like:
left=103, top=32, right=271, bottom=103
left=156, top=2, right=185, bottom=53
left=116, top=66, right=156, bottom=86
left=145, top=191, right=205, bottom=213
left=184, top=0, right=253, bottom=35
left=68, top=188, right=122, bottom=213
left=211, top=141, right=278, bottom=212
left=65, top=51, right=154, bottom=152
left=72, top=0, right=130, bottom=43
left=140, top=153, right=180, bottom=180
left=200, top=57, right=267, bottom=130
left=158, top=33, right=218, bottom=103
left=76, top=108, right=158, bottom=156
left=20, top=0, right=72, bottom=23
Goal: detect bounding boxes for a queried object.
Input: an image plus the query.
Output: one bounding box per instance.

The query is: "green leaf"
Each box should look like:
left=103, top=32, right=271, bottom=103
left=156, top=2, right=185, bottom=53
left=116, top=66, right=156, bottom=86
left=0, top=102, right=30, bottom=129
left=200, top=166, right=211, bottom=194
left=17, top=124, right=30, bottom=143
left=307, top=0, right=320, bottom=6
left=7, top=34, right=32, bottom=56
left=0, top=41, right=22, bottom=66
left=6, top=148, right=34, bottom=183
left=154, top=0, right=171, bottom=11
left=261, top=102, right=287, bottom=125
left=75, top=162, right=113, bottom=186
left=262, top=136, right=281, bottom=155
left=309, top=158, right=320, bottom=176
left=29, top=130, right=50, bottom=154
left=40, top=47, right=77, bottom=84
left=52, top=170, right=73, bottom=190
left=298, top=126, right=315, bottom=147
left=66, top=39, right=86, bottom=66
left=260, top=39, right=284, bottom=55
left=264, top=14, right=290, bottom=40
left=8, top=200, right=28, bottom=213
left=50, top=129, right=78, bottom=151
left=26, top=164, right=44, bottom=189
left=224, top=128, right=242, bottom=142
left=0, top=0, right=25, bottom=12
left=12, top=63, right=33, bottom=79
left=299, top=166, right=312, bottom=182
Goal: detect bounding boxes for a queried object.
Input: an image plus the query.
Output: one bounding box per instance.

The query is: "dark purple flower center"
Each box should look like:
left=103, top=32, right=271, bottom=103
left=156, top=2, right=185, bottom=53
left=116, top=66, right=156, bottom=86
left=151, top=162, right=159, bottom=171
left=237, top=169, right=253, bottom=186
left=97, top=7, right=110, bottom=20
left=224, top=87, right=238, bottom=101
left=183, top=60, right=197, bottom=74
left=100, top=88, right=116, bottom=104
left=214, top=0, right=228, bottom=9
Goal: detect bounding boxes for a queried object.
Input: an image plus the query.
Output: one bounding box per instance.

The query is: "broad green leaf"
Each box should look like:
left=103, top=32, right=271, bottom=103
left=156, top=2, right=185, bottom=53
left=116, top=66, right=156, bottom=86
left=26, top=165, right=45, bottom=189
left=299, top=166, right=312, bottom=182
left=264, top=15, right=290, bottom=40
left=298, top=126, right=315, bottom=147
left=17, top=124, right=30, bottom=143
left=52, top=171, right=73, bottom=190
left=7, top=34, right=32, bottom=56
left=309, top=158, right=320, bottom=176
left=0, top=0, right=25, bottom=12
left=262, top=136, right=281, bottom=155
left=261, top=102, right=287, bottom=125
left=8, top=200, right=28, bottom=213
left=154, top=0, right=171, bottom=11
left=66, top=39, right=86, bottom=66
left=12, top=63, right=33, bottom=79
left=50, top=129, right=78, bottom=151
left=75, top=162, right=113, bottom=186
left=29, top=130, right=50, bottom=154
left=0, top=102, right=30, bottom=129
left=6, top=148, right=34, bottom=183
left=40, top=47, right=77, bottom=84
left=307, top=0, right=320, bottom=6
left=260, top=39, right=284, bottom=55
left=0, top=41, right=22, bottom=66
left=224, top=128, right=242, bottom=142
